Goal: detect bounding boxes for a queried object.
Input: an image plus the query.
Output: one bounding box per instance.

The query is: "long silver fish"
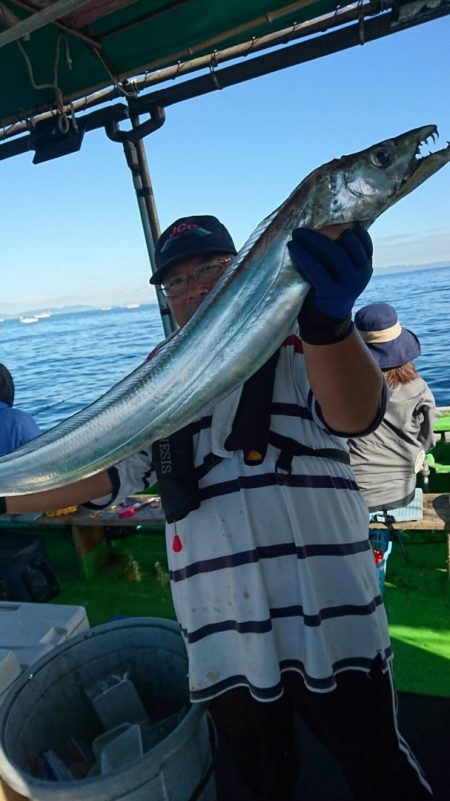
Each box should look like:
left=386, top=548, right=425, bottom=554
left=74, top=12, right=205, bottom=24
left=1, top=124, right=449, bottom=495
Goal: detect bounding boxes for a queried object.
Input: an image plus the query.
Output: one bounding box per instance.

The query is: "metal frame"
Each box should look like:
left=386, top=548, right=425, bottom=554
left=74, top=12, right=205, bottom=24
left=0, top=0, right=448, bottom=334
left=105, top=107, right=176, bottom=336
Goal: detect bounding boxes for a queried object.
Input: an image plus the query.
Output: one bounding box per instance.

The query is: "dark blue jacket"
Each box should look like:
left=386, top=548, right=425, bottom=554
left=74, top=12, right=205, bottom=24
left=0, top=401, right=41, bottom=456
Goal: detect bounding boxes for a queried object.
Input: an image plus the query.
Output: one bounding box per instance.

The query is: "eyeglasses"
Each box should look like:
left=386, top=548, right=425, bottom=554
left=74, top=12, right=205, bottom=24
left=160, top=257, right=233, bottom=298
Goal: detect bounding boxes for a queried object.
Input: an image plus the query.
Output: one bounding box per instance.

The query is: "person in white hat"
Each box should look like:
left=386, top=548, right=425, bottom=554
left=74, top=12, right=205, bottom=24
left=349, top=302, right=437, bottom=516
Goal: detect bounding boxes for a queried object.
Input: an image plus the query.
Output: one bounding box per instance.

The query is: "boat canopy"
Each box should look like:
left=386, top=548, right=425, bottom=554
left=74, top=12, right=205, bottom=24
left=0, top=0, right=449, bottom=135
left=1, top=0, right=448, bottom=334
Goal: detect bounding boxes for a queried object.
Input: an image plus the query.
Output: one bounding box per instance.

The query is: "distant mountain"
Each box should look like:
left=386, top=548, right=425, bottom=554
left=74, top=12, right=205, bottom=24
left=0, top=304, right=97, bottom=319
left=52, top=305, right=97, bottom=313
left=1, top=263, right=448, bottom=317
left=374, top=261, right=449, bottom=276
left=0, top=303, right=159, bottom=319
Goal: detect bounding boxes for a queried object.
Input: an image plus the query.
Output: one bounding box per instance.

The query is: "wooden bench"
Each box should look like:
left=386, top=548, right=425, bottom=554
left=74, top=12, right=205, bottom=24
left=2, top=493, right=449, bottom=575
left=44, top=492, right=450, bottom=530
left=0, top=495, right=165, bottom=578
left=369, top=493, right=450, bottom=577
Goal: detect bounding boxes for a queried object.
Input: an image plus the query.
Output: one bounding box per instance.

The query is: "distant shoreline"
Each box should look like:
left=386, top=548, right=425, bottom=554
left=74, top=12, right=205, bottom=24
left=0, top=303, right=158, bottom=321
left=1, top=263, right=449, bottom=318
left=373, top=261, right=450, bottom=276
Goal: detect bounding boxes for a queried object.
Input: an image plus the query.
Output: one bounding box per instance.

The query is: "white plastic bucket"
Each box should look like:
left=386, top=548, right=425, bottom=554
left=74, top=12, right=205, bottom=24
left=0, top=617, right=216, bottom=801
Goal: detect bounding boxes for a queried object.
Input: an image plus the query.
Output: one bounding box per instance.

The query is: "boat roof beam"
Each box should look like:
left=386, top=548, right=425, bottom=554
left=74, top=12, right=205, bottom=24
left=0, top=102, right=130, bottom=162
left=0, top=0, right=94, bottom=47
left=0, top=0, right=384, bottom=139
left=105, top=104, right=165, bottom=144
left=0, top=1, right=448, bottom=133
left=130, top=2, right=450, bottom=114
left=1, top=0, right=448, bottom=163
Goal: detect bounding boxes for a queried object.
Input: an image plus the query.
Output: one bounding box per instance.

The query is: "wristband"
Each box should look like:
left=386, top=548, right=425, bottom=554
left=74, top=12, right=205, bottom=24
left=0, top=497, right=7, bottom=514
left=299, top=293, right=354, bottom=345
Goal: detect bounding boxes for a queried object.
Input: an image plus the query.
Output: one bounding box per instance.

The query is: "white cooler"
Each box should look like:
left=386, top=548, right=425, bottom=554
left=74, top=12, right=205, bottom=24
left=0, top=601, right=89, bottom=701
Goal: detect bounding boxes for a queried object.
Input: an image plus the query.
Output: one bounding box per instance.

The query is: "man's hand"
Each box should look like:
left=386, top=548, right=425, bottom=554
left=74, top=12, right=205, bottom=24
left=288, top=224, right=373, bottom=320
left=287, top=224, right=373, bottom=345
left=315, top=223, right=353, bottom=241
left=287, top=224, right=383, bottom=432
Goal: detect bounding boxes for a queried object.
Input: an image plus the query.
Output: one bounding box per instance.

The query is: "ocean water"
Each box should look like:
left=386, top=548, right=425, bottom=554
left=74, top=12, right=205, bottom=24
left=1, top=306, right=166, bottom=431
left=1, top=264, right=449, bottom=433
left=355, top=264, right=450, bottom=408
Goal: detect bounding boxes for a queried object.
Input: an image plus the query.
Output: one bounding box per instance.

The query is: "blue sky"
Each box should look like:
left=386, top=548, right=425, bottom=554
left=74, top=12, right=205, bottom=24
left=1, top=15, right=449, bottom=314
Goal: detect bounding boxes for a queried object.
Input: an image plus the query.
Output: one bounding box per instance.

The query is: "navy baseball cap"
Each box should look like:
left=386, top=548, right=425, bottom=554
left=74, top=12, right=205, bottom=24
left=355, top=302, right=420, bottom=369
left=150, top=215, right=236, bottom=285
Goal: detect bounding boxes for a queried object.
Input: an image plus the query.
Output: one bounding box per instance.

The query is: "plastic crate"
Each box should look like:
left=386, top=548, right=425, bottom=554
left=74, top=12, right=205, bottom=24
left=369, top=529, right=392, bottom=595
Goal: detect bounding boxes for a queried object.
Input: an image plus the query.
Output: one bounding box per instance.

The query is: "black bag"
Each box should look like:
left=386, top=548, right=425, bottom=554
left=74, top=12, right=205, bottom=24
left=0, top=533, right=59, bottom=602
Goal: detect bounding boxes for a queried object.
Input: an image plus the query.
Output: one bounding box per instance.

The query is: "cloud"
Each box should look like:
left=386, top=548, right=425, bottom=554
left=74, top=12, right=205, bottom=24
left=373, top=231, right=450, bottom=268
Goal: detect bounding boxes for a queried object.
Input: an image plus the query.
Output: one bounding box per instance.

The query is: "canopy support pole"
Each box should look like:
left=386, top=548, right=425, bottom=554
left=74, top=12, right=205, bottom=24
left=105, top=105, right=175, bottom=337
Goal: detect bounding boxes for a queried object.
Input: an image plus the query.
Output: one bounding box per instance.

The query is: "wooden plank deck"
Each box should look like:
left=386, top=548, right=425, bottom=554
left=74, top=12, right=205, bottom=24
left=2, top=494, right=449, bottom=575
left=0, top=496, right=165, bottom=577
left=369, top=493, right=450, bottom=531
left=369, top=493, right=450, bottom=578
left=39, top=494, right=165, bottom=530
left=36, top=492, right=450, bottom=533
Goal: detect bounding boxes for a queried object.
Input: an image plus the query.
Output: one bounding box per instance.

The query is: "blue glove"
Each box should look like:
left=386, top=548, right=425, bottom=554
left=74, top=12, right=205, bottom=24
left=288, top=224, right=373, bottom=319
left=287, top=225, right=373, bottom=345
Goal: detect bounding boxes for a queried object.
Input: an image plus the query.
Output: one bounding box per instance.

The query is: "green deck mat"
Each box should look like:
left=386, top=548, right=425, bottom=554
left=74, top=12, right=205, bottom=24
left=384, top=534, right=450, bottom=697
left=21, top=526, right=450, bottom=698
left=42, top=528, right=175, bottom=626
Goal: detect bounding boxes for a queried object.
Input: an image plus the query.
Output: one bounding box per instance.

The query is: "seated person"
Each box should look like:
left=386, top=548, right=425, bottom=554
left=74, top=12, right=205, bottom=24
left=0, top=363, right=41, bottom=456
left=349, top=302, right=437, bottom=518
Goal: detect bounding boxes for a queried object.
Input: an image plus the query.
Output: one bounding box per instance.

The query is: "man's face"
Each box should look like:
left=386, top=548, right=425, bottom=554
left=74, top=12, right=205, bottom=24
left=161, top=252, right=233, bottom=327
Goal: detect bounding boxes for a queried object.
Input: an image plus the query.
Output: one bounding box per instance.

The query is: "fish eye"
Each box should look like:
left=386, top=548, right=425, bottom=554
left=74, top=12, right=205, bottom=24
left=370, top=147, right=394, bottom=168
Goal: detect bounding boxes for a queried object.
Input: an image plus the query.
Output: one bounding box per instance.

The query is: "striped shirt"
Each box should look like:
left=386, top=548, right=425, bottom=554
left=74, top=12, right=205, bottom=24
left=98, top=326, right=391, bottom=702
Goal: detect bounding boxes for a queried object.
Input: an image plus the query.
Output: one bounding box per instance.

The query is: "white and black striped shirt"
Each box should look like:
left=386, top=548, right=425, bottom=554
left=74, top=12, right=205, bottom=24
left=99, top=325, right=391, bottom=702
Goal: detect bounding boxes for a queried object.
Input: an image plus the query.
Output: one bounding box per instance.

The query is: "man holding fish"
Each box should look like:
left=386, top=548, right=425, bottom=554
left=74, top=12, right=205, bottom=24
left=1, top=218, right=432, bottom=800
left=2, top=126, right=446, bottom=800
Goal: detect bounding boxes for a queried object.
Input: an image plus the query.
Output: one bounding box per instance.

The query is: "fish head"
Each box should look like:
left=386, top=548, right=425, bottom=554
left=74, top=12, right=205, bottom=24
left=300, top=125, right=450, bottom=229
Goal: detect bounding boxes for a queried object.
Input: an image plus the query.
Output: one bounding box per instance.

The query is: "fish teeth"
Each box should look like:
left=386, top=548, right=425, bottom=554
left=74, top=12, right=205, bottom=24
left=417, top=132, right=435, bottom=158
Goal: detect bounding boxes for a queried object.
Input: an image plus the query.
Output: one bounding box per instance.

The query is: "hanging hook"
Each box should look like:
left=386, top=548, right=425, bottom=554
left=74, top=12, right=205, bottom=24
left=357, top=0, right=366, bottom=45
left=209, top=51, right=221, bottom=90
left=358, top=14, right=365, bottom=44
